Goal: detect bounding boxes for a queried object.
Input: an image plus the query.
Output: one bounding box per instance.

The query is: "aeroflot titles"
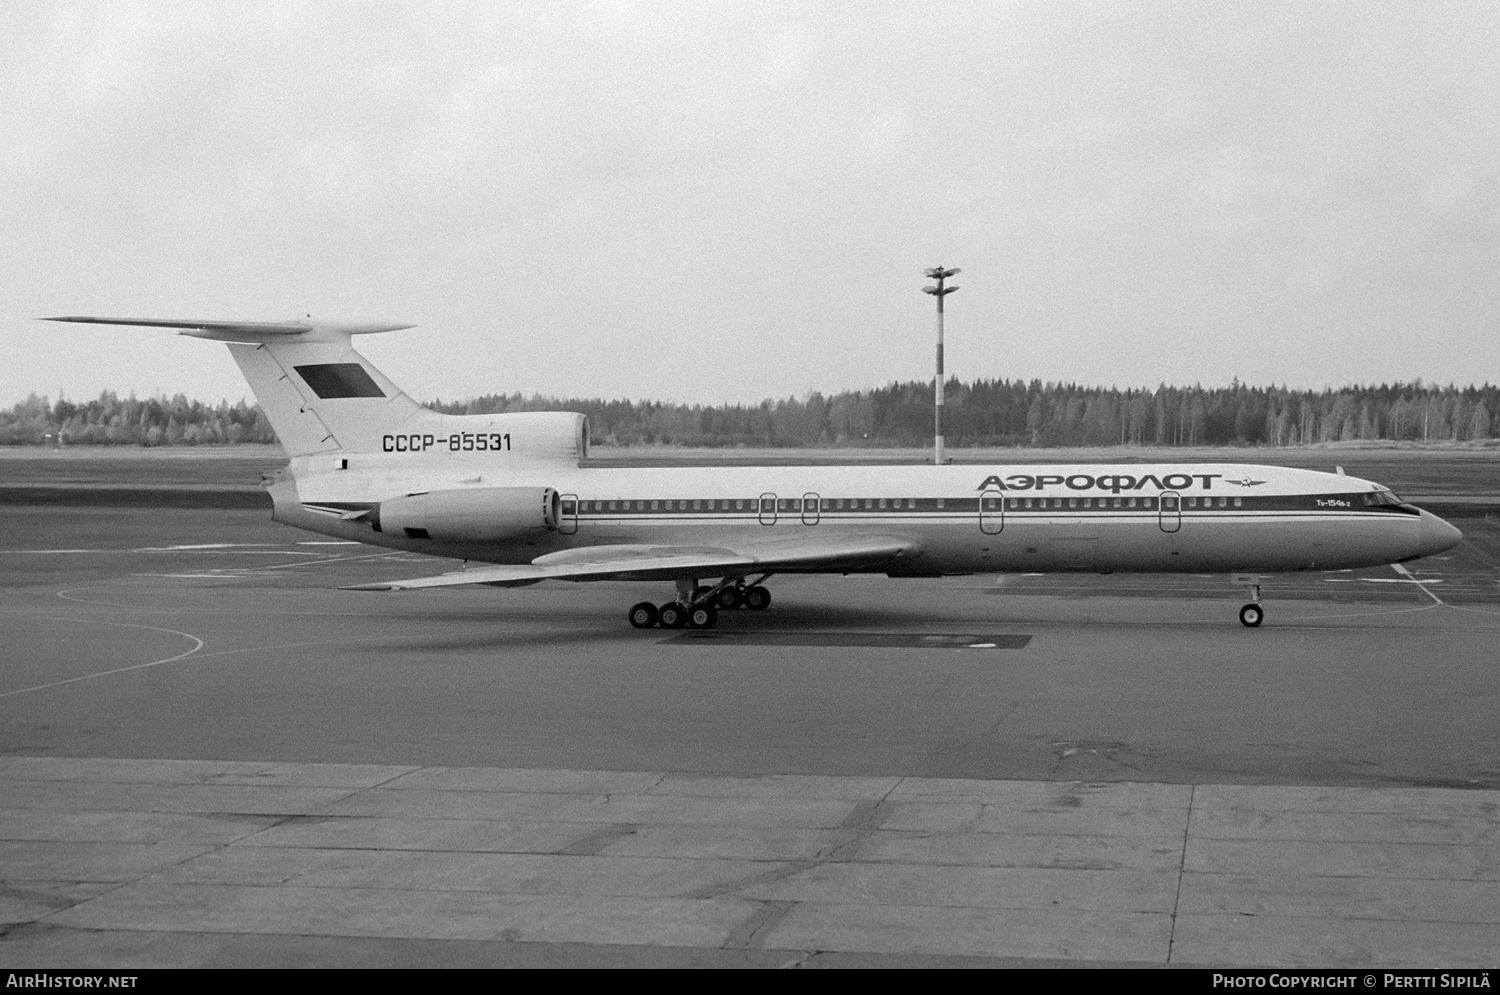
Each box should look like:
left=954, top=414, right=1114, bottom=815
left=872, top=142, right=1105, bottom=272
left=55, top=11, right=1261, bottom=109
left=977, top=473, right=1223, bottom=493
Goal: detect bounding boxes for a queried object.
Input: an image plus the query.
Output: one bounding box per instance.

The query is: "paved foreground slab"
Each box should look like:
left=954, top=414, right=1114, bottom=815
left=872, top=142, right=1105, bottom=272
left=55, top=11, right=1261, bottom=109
left=0, top=758, right=1496, bottom=968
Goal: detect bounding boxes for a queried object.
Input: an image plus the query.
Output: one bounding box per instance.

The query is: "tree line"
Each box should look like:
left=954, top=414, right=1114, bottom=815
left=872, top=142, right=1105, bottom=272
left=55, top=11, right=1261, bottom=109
left=0, top=392, right=276, bottom=446
left=3, top=379, right=1496, bottom=448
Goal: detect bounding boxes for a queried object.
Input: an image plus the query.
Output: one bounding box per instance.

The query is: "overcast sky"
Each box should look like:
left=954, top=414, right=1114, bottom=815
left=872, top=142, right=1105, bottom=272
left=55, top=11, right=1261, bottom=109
left=2, top=0, right=1498, bottom=408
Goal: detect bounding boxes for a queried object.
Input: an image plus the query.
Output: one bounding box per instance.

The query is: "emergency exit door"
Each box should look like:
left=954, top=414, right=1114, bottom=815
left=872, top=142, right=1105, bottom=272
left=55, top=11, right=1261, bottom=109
left=1159, top=491, right=1181, bottom=533
left=979, top=489, right=1005, bottom=534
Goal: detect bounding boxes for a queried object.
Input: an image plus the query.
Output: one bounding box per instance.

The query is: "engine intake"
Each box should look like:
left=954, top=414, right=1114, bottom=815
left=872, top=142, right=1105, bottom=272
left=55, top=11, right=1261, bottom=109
left=372, top=487, right=560, bottom=542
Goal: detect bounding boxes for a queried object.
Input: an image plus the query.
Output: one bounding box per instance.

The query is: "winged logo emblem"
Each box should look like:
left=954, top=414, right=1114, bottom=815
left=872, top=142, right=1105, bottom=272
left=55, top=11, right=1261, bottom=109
left=1226, top=476, right=1267, bottom=487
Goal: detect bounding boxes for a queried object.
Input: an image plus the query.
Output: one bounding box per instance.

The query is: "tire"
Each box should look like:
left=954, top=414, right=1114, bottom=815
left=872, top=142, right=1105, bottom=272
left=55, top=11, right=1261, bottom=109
left=658, top=602, right=688, bottom=629
left=628, top=601, right=660, bottom=629
left=1239, top=603, right=1263, bottom=628
left=716, top=586, right=743, bottom=610
left=692, top=585, right=715, bottom=604
left=744, top=585, right=772, bottom=611
left=687, top=604, right=718, bottom=629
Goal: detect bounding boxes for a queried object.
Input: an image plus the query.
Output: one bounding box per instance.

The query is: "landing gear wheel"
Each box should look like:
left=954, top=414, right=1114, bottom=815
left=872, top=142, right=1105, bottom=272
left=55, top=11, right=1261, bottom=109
left=628, top=602, right=660, bottom=629
left=692, top=585, right=715, bottom=604
left=687, top=604, right=718, bottom=629
left=1239, top=603, right=1264, bottom=628
left=716, top=586, right=744, bottom=610
left=744, top=585, right=772, bottom=611
left=658, top=602, right=688, bottom=629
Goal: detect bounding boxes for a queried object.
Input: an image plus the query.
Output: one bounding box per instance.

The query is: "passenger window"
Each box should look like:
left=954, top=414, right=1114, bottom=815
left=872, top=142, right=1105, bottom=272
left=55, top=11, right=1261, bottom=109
left=878, top=498, right=887, bottom=509
left=936, top=497, right=945, bottom=509
left=1113, top=498, right=1122, bottom=508
left=608, top=501, right=617, bottom=511
left=1217, top=497, right=1227, bottom=508
left=1053, top=498, right=1062, bottom=508
left=650, top=501, right=659, bottom=511
left=1188, top=497, right=1197, bottom=508
left=735, top=499, right=744, bottom=510
left=1128, top=497, right=1137, bottom=508
left=1024, top=498, right=1034, bottom=509
left=1068, top=498, right=1077, bottom=508
left=1234, top=497, right=1242, bottom=508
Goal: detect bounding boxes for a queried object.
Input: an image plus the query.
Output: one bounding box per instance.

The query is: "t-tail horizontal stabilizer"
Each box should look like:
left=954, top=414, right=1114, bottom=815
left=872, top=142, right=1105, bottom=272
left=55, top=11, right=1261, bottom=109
left=44, top=316, right=414, bottom=344
left=46, top=315, right=423, bottom=456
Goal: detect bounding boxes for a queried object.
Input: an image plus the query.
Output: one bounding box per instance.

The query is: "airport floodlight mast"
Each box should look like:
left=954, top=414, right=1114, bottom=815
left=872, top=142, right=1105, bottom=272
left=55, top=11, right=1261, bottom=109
left=923, top=266, right=960, bottom=464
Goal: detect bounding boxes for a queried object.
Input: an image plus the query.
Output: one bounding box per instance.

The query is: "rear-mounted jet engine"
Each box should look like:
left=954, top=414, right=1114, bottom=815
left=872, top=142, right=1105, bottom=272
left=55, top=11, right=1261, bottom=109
left=372, top=487, right=560, bottom=542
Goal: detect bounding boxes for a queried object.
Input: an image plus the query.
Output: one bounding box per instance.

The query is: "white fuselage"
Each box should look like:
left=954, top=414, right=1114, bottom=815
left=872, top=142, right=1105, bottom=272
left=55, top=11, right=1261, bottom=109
left=270, top=457, right=1455, bottom=577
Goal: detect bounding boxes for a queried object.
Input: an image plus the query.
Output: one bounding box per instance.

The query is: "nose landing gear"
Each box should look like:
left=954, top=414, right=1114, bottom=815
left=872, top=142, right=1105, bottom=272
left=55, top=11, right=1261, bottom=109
left=1236, top=576, right=1264, bottom=627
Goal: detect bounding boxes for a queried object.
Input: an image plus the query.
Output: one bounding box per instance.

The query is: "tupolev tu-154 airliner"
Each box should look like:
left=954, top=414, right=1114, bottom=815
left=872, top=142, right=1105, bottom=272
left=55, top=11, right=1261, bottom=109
left=48, top=317, right=1464, bottom=629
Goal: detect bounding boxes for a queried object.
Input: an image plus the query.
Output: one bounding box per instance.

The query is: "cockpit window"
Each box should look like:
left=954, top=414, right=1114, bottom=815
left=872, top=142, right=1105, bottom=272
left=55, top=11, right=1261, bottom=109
left=1369, top=489, right=1405, bottom=506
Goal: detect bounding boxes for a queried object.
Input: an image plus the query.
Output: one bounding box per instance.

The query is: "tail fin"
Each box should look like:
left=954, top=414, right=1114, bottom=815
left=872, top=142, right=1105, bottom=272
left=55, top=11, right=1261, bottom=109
left=45, top=317, right=426, bottom=457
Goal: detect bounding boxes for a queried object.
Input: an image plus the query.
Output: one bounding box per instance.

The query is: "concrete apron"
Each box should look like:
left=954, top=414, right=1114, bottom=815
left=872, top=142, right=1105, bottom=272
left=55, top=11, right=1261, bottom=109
left=0, top=757, right=1496, bottom=968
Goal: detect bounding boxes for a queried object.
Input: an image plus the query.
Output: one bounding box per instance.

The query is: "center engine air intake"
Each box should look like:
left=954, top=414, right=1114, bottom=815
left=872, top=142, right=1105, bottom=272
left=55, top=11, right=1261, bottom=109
left=372, top=487, right=560, bottom=542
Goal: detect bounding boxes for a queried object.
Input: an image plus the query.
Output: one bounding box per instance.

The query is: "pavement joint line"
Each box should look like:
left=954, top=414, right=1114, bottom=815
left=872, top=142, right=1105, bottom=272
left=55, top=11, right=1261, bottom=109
left=668, top=794, right=903, bottom=910
left=688, top=785, right=903, bottom=900
left=680, top=860, right=818, bottom=901
left=1166, top=783, right=1195, bottom=965
left=552, top=823, right=644, bottom=856
left=722, top=900, right=797, bottom=950
left=18, top=837, right=220, bottom=935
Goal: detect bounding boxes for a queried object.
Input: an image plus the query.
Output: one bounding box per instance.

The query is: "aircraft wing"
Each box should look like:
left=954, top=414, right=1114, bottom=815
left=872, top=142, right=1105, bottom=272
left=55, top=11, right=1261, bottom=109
left=347, top=535, right=920, bottom=590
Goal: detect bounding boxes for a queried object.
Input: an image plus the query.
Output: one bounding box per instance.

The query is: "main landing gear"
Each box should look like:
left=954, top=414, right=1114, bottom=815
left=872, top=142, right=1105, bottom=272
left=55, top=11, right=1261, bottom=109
left=627, top=576, right=773, bottom=629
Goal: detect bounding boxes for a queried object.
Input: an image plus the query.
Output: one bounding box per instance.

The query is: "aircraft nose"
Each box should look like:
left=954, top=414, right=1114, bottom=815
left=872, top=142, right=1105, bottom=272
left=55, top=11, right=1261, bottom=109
left=1417, top=509, right=1463, bottom=557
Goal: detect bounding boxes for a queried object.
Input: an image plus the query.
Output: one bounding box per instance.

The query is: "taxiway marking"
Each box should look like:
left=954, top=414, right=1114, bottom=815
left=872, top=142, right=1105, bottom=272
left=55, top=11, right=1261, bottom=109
left=1391, top=561, right=1445, bottom=605
left=0, top=618, right=204, bottom=699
